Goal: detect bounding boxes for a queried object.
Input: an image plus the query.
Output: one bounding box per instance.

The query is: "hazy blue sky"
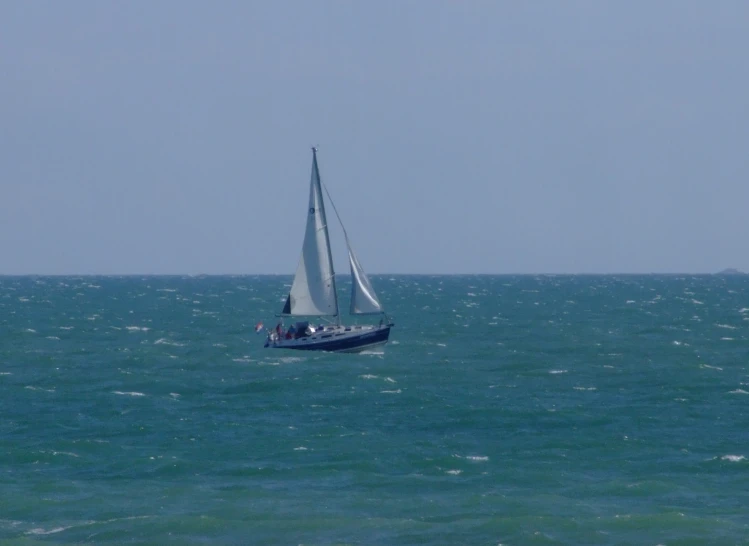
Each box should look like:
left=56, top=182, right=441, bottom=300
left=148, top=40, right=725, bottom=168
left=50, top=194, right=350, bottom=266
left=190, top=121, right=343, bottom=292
left=2, top=1, right=747, bottom=274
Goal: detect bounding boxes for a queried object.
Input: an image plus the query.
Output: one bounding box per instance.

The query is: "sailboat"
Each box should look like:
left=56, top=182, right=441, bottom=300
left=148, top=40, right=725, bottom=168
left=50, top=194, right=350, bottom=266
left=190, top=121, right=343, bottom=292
left=263, top=147, right=394, bottom=352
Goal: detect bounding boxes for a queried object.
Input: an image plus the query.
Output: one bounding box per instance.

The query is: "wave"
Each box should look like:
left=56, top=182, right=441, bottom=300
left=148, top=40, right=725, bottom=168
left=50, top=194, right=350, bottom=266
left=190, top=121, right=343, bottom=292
left=721, top=455, right=745, bottom=462
left=154, top=338, right=185, bottom=347
left=25, top=386, right=55, bottom=393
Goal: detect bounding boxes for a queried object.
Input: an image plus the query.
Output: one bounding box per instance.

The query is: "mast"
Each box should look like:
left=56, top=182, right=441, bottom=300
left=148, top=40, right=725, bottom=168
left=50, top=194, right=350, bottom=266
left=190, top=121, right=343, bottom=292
left=312, top=147, right=340, bottom=325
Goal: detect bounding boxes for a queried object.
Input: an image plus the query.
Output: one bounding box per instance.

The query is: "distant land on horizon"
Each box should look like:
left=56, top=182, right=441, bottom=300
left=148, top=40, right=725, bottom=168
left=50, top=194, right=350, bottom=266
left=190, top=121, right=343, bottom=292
left=715, top=268, right=747, bottom=276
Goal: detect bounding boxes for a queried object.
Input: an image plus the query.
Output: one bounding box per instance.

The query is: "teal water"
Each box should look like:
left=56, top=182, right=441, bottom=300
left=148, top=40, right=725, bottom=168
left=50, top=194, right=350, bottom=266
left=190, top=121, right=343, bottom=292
left=1, top=275, right=748, bottom=545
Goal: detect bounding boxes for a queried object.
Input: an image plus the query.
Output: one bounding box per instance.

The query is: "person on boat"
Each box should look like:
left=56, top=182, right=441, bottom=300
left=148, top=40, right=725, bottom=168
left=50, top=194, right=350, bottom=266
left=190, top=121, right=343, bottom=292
left=276, top=322, right=283, bottom=339
left=286, top=324, right=296, bottom=339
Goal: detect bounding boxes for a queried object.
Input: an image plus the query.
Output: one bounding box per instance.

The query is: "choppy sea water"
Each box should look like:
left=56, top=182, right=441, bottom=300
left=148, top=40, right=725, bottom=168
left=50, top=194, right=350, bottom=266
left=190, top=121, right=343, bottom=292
left=1, top=275, right=748, bottom=545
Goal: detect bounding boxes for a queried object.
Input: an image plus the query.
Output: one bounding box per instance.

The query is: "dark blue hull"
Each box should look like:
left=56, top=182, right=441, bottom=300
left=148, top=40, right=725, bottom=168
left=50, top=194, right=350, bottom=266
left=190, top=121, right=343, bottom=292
left=267, top=326, right=392, bottom=353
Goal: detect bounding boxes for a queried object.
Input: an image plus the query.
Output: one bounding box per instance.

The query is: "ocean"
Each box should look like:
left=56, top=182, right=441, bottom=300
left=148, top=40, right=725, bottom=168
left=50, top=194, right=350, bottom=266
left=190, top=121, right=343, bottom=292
left=1, top=274, right=747, bottom=545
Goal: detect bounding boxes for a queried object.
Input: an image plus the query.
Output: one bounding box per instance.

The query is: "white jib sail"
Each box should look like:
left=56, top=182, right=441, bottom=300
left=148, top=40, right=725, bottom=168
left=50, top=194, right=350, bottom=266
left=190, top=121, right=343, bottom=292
left=348, top=242, right=383, bottom=315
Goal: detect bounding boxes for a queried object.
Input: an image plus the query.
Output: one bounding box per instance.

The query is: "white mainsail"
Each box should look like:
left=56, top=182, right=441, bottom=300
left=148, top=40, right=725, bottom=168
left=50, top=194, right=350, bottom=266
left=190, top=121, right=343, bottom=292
left=347, top=242, right=384, bottom=315
left=281, top=149, right=339, bottom=316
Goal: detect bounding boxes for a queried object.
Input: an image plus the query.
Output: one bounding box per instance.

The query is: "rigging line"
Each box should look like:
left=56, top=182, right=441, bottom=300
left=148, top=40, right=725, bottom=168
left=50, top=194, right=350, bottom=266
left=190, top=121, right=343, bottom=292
left=320, top=181, right=352, bottom=245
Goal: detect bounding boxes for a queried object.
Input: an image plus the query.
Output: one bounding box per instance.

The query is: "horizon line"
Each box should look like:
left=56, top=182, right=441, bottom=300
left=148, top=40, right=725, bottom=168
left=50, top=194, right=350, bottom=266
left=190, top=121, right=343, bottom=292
left=0, top=271, right=744, bottom=277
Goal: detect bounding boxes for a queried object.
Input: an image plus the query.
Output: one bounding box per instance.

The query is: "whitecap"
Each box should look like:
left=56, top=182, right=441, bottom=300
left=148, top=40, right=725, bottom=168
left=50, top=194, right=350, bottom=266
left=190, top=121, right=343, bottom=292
left=360, top=374, right=378, bottom=380
left=126, top=326, right=150, bottom=332
left=279, top=356, right=304, bottom=364
left=549, top=370, right=567, bottom=374
left=384, top=377, right=396, bottom=383
left=446, top=470, right=462, bottom=475
left=381, top=389, right=401, bottom=394
left=721, top=337, right=734, bottom=341
left=466, top=455, right=489, bottom=462
left=112, top=391, right=146, bottom=397
left=24, top=329, right=36, bottom=333
left=721, top=455, right=745, bottom=462
left=716, top=323, right=738, bottom=330
left=26, top=527, right=69, bottom=535
left=46, top=336, right=60, bottom=341
left=25, top=386, right=55, bottom=393
left=700, top=364, right=723, bottom=371
left=154, top=338, right=185, bottom=347
left=293, top=446, right=308, bottom=451
left=169, top=393, right=180, bottom=399
left=573, top=386, right=597, bottom=391
left=729, top=389, right=749, bottom=394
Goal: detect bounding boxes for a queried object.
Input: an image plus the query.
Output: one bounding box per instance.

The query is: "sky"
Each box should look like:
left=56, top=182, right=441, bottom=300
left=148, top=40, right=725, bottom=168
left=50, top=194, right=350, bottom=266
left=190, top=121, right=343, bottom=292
left=1, top=1, right=748, bottom=274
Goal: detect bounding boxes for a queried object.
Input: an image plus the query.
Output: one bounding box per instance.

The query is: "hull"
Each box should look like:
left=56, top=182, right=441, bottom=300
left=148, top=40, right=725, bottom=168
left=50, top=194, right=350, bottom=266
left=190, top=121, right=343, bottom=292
left=265, top=324, right=392, bottom=353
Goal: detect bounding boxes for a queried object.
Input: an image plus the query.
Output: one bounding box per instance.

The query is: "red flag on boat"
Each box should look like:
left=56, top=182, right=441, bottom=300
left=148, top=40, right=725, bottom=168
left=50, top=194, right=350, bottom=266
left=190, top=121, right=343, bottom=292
left=255, top=322, right=264, bottom=333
